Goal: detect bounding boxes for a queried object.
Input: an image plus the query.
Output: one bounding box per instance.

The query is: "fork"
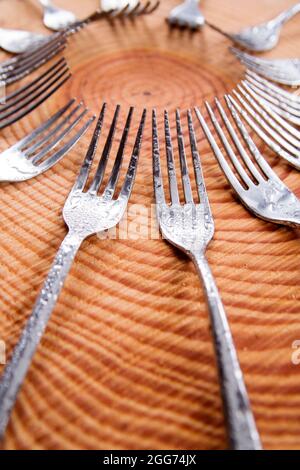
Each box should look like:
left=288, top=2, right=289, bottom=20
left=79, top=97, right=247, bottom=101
left=152, top=109, right=262, bottom=450
left=246, top=70, right=300, bottom=108
left=196, top=98, right=300, bottom=227
left=244, top=71, right=300, bottom=123
left=227, top=81, right=300, bottom=170
left=231, top=48, right=300, bottom=87
left=206, top=2, right=300, bottom=52
left=0, top=104, right=146, bottom=438
left=0, top=57, right=71, bottom=129
left=167, top=0, right=205, bottom=29
left=0, top=33, right=66, bottom=86
left=0, top=9, right=115, bottom=54
left=0, top=99, right=94, bottom=182
left=38, top=0, right=78, bottom=31
left=104, top=1, right=160, bottom=17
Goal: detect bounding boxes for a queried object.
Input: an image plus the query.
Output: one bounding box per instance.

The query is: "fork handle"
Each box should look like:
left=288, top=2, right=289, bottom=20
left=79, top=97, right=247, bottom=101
left=0, top=232, right=82, bottom=439
left=192, top=254, right=262, bottom=450
left=272, top=3, right=300, bottom=27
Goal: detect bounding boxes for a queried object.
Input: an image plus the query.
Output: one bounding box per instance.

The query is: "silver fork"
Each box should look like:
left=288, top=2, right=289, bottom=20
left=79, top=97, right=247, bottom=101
left=245, top=71, right=300, bottom=111
left=0, top=57, right=71, bottom=129
left=152, top=109, right=262, bottom=450
left=0, top=99, right=94, bottom=182
left=38, top=0, right=78, bottom=31
left=167, top=0, right=205, bottom=29
left=0, top=104, right=146, bottom=438
left=243, top=71, right=300, bottom=126
left=0, top=10, right=115, bottom=54
left=206, top=2, right=300, bottom=52
left=0, top=33, right=66, bottom=85
left=105, top=1, right=160, bottom=17
left=196, top=98, right=300, bottom=227
left=227, top=80, right=300, bottom=170
left=231, top=48, right=300, bottom=87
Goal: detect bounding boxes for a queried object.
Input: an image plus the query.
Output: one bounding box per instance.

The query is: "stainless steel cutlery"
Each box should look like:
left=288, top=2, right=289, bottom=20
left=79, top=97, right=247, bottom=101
left=206, top=2, right=300, bottom=52
left=0, top=58, right=70, bottom=129
left=167, top=0, right=205, bottom=29
left=231, top=48, right=300, bottom=87
left=0, top=104, right=146, bottom=438
left=38, top=0, right=78, bottom=31
left=152, top=108, right=262, bottom=450
left=0, top=99, right=94, bottom=182
left=0, top=33, right=66, bottom=85
left=228, top=80, right=300, bottom=170
left=197, top=98, right=300, bottom=227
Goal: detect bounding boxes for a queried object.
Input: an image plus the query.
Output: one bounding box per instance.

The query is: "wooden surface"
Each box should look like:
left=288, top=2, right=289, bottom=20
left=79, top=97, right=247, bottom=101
left=0, top=0, right=300, bottom=450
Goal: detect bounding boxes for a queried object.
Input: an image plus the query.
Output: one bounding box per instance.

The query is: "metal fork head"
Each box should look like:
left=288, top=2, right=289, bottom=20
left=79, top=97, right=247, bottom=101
left=195, top=98, right=300, bottom=227
left=0, top=99, right=94, bottom=183
left=244, top=71, right=300, bottom=122
left=0, top=33, right=67, bottom=85
left=208, top=3, right=300, bottom=53
left=167, top=0, right=205, bottom=29
left=152, top=108, right=214, bottom=257
left=102, top=1, right=160, bottom=17
left=231, top=48, right=300, bottom=87
left=0, top=57, right=71, bottom=130
left=63, top=104, right=146, bottom=238
left=229, top=81, right=300, bottom=169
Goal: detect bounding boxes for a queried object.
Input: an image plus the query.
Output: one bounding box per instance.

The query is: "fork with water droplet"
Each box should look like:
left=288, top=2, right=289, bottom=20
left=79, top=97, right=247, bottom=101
left=0, top=104, right=146, bottom=438
left=152, top=108, right=262, bottom=450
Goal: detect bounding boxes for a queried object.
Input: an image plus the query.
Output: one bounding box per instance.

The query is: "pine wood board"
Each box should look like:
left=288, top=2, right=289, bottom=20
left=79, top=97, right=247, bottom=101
left=0, top=0, right=299, bottom=450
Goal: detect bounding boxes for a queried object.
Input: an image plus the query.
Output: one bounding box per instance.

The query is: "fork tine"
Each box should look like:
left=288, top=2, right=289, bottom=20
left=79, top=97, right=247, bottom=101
left=0, top=33, right=65, bottom=71
left=176, top=109, right=193, bottom=203
left=88, top=105, right=120, bottom=194
left=31, top=107, right=89, bottom=165
left=139, top=1, right=150, bottom=14
left=214, top=98, right=265, bottom=183
left=246, top=70, right=300, bottom=105
left=204, top=101, right=254, bottom=188
left=1, top=58, right=67, bottom=109
left=0, top=59, right=69, bottom=125
left=0, top=69, right=70, bottom=130
left=0, top=61, right=70, bottom=125
left=228, top=92, right=300, bottom=170
left=245, top=75, right=300, bottom=116
left=128, top=1, right=141, bottom=15
left=5, top=46, right=66, bottom=85
left=118, top=109, right=146, bottom=201
left=103, top=107, right=134, bottom=200
left=14, top=99, right=75, bottom=150
left=145, top=0, right=160, bottom=14
left=25, top=102, right=85, bottom=156
left=152, top=109, right=166, bottom=205
left=72, top=104, right=107, bottom=192
left=164, top=110, right=180, bottom=204
left=187, top=109, right=208, bottom=202
left=37, top=115, right=95, bottom=173
left=11, top=34, right=66, bottom=67
left=194, top=106, right=245, bottom=195
left=113, top=4, right=131, bottom=18
left=224, top=95, right=280, bottom=181
left=235, top=84, right=300, bottom=148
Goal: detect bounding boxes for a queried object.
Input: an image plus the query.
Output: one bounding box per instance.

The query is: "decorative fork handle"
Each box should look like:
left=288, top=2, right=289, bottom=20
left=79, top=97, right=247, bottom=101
left=0, top=232, right=82, bottom=438
left=192, top=254, right=262, bottom=450
left=271, top=2, right=300, bottom=27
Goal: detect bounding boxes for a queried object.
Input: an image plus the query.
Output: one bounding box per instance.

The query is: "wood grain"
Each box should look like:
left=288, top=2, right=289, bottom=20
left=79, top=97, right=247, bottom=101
left=0, top=0, right=300, bottom=450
